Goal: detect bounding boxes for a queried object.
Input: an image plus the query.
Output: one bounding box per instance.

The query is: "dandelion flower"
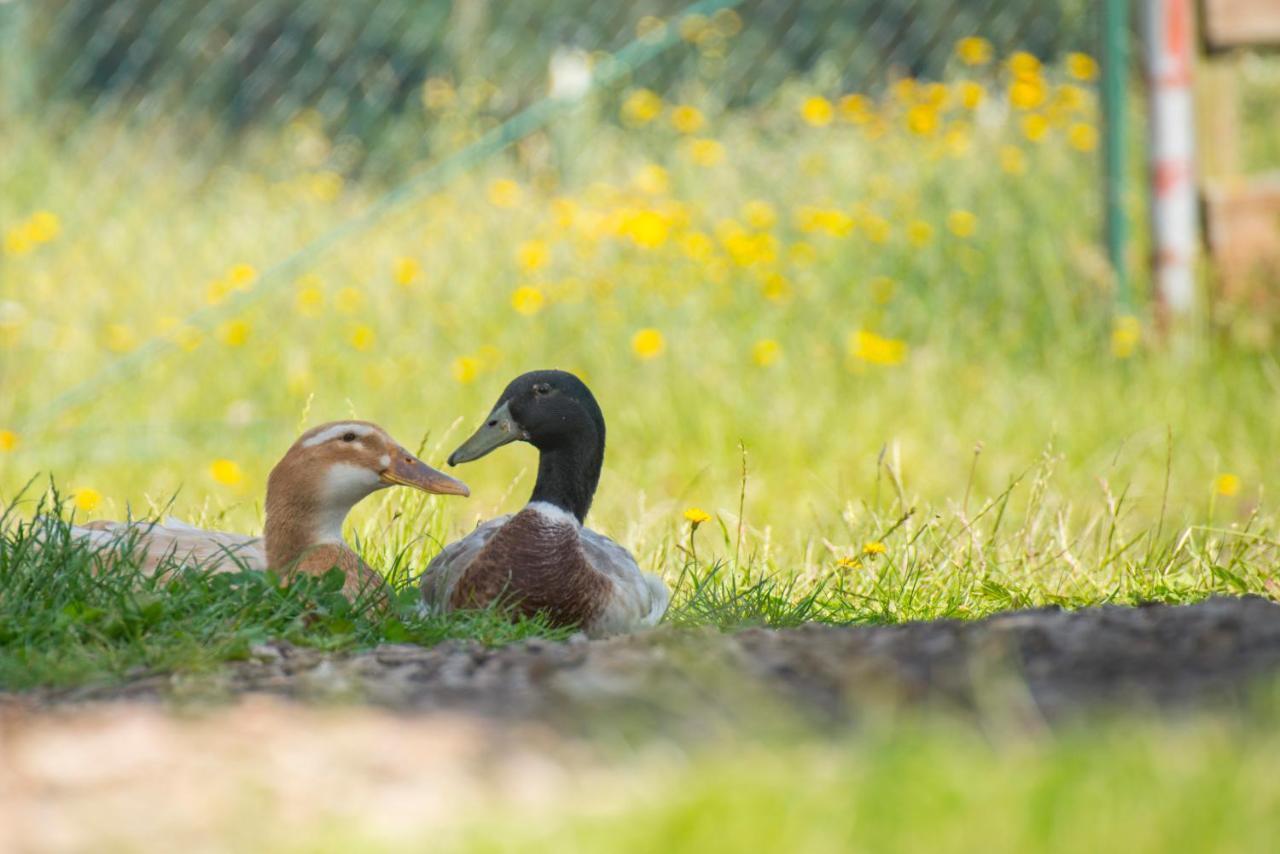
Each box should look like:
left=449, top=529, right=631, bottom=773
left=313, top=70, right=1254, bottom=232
left=516, top=239, right=551, bottom=272
left=295, top=284, right=325, bottom=317
left=906, top=104, right=939, bottom=136
left=862, top=540, right=887, bottom=555
left=1215, top=473, right=1241, bottom=497
left=685, top=138, right=725, bottom=167
left=27, top=211, right=61, bottom=243
left=1111, top=314, right=1141, bottom=358
left=1021, top=113, right=1050, bottom=142
left=955, top=36, right=993, bottom=66
left=393, top=256, right=422, bottom=286
left=349, top=324, right=375, bottom=351
left=452, top=356, right=481, bottom=384
left=946, top=210, right=977, bottom=238
left=762, top=272, right=792, bottom=302
left=228, top=263, right=258, bottom=291
left=633, top=163, right=670, bottom=195
left=3, top=228, right=32, bottom=257
left=631, top=327, right=665, bottom=360
left=511, top=285, right=546, bottom=316
left=1068, top=122, right=1098, bottom=152
left=839, top=93, right=871, bottom=123
left=684, top=507, right=712, bottom=525
left=0, top=430, right=18, bottom=452
left=1008, top=51, right=1041, bottom=78
left=742, top=200, right=777, bottom=230
left=848, top=330, right=907, bottom=366
left=836, top=556, right=862, bottom=570
left=74, top=488, right=102, bottom=512
left=487, top=179, right=522, bottom=208
left=752, top=338, right=781, bottom=367
left=209, top=459, right=244, bottom=487
left=1067, top=52, right=1100, bottom=81
left=670, top=104, right=706, bottom=134
left=800, top=96, right=834, bottom=127
left=218, top=319, right=251, bottom=347
left=1009, top=77, right=1047, bottom=110
left=957, top=80, right=985, bottom=109
left=621, top=88, right=663, bottom=126
left=907, top=220, right=934, bottom=247
left=623, top=209, right=670, bottom=249
left=681, top=231, right=715, bottom=261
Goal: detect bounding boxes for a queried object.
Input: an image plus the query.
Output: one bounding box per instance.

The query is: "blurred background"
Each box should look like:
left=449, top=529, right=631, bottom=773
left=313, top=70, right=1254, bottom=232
left=1, top=0, right=1278, bottom=578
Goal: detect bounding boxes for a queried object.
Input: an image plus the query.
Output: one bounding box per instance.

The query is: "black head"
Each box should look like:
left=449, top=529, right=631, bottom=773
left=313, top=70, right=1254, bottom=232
left=448, top=370, right=606, bottom=522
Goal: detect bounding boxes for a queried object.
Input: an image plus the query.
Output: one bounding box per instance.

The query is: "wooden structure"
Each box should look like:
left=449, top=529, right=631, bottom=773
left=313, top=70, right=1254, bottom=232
left=1197, top=0, right=1280, bottom=296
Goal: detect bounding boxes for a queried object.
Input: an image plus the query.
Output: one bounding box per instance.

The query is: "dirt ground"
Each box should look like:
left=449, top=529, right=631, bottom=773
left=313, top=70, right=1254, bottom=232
left=4, top=596, right=1280, bottom=851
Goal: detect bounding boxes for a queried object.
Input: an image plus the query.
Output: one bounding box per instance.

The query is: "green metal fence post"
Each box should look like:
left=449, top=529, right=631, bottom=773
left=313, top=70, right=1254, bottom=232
left=1102, top=0, right=1131, bottom=310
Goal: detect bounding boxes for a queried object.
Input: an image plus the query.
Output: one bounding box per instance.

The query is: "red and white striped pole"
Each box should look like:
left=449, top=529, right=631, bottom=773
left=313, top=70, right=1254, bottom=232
left=1147, top=0, right=1198, bottom=317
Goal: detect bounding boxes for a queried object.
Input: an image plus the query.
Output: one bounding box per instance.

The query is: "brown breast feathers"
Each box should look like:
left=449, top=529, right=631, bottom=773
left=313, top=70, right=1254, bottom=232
left=449, top=508, right=609, bottom=629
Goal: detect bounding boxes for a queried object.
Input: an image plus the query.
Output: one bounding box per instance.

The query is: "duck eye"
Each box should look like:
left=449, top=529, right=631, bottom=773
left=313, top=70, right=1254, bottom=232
left=342, top=432, right=357, bottom=442
left=533, top=383, right=552, bottom=396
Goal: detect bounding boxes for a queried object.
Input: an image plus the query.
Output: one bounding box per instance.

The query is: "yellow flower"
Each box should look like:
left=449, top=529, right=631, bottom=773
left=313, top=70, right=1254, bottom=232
left=218, top=319, right=251, bottom=347
left=1000, top=145, right=1028, bottom=175
left=295, top=283, right=325, bottom=317
left=681, top=231, right=715, bottom=261
left=742, top=199, right=777, bottom=230
left=848, top=330, right=907, bottom=366
left=944, top=124, right=972, bottom=156
left=205, top=278, right=232, bottom=306
left=1068, top=123, right=1098, bottom=152
left=836, top=556, right=862, bottom=570
left=800, top=96, right=834, bottom=127
left=349, top=324, right=375, bottom=351
left=622, top=209, right=670, bottom=249
left=1009, top=76, right=1047, bottom=110
left=516, top=239, right=551, bottom=272
left=1111, top=314, right=1141, bottom=358
left=761, top=272, right=792, bottom=302
left=621, top=88, right=663, bottom=126
left=861, top=215, right=891, bottom=244
left=684, top=507, right=712, bottom=525
left=27, top=211, right=61, bottom=243
left=907, top=220, right=934, bottom=247
left=947, top=210, right=978, bottom=238
left=955, top=37, right=993, bottom=66
left=487, top=179, right=522, bottom=208
left=227, top=263, right=258, bottom=291
left=789, top=241, right=817, bottom=266
left=839, top=93, right=871, bottom=123
left=511, top=285, right=546, bottom=316
left=1055, top=84, right=1089, bottom=112
left=670, top=104, right=706, bottom=134
left=451, top=355, right=480, bottom=384
left=1021, top=113, right=1050, bottom=142
left=1215, top=473, right=1241, bottom=497
left=862, top=540, right=887, bottom=555
left=1008, top=51, right=1041, bottom=77
left=685, top=138, right=725, bottom=167
left=752, top=338, right=782, bottom=366
left=103, top=323, right=137, bottom=353
left=210, top=459, right=244, bottom=487
left=335, top=287, right=364, bottom=314
left=633, top=163, right=670, bottom=195
left=3, top=228, right=33, bottom=257
left=0, top=430, right=18, bottom=452
left=1067, top=52, right=1099, bottom=81
left=73, top=488, right=102, bottom=513
left=393, top=256, right=422, bottom=286
left=906, top=104, right=939, bottom=136
left=957, top=80, right=985, bottom=110
left=631, top=327, right=665, bottom=360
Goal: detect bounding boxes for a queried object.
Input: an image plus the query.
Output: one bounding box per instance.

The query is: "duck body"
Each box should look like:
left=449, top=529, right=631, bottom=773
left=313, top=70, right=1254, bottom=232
left=420, top=370, right=670, bottom=637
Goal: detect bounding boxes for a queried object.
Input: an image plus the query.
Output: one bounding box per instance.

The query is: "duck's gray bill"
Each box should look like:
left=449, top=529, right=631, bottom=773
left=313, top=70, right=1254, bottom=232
left=448, top=401, right=522, bottom=465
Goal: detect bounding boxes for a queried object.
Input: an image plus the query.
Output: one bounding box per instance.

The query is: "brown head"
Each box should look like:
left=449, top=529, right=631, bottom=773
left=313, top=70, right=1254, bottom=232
left=264, top=420, right=469, bottom=569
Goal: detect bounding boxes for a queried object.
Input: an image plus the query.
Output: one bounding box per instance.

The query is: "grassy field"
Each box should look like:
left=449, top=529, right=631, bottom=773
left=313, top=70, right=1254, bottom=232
left=3, top=39, right=1280, bottom=687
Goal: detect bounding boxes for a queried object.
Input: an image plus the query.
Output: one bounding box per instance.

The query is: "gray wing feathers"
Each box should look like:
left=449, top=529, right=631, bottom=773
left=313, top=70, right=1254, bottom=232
left=418, top=515, right=511, bottom=611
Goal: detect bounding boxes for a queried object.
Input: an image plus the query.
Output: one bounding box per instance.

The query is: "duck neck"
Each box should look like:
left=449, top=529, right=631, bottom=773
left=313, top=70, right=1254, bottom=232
left=263, top=469, right=355, bottom=568
left=528, top=439, right=601, bottom=525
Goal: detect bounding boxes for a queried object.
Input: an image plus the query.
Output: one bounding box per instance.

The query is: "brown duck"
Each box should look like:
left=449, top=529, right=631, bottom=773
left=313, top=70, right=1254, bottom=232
left=419, top=370, right=669, bottom=636
left=70, top=420, right=469, bottom=598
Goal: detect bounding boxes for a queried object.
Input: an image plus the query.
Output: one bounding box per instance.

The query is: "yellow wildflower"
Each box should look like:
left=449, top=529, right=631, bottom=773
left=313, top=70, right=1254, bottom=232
left=511, top=286, right=546, bottom=316
left=633, top=163, right=670, bottom=195
left=622, top=209, right=670, bottom=249
left=349, top=324, right=375, bottom=351
left=73, top=488, right=102, bottom=513
left=752, top=338, right=781, bottom=367
left=1021, top=113, right=1050, bottom=142
left=1009, top=76, right=1047, bottom=110
left=631, top=327, right=665, bottom=360
left=393, top=256, right=422, bottom=286
left=906, top=104, right=939, bottom=136
left=839, top=93, right=871, bottom=123
left=27, top=211, right=61, bottom=243
left=957, top=80, right=985, bottom=109
left=955, top=36, right=993, bottom=66
left=218, top=319, right=251, bottom=347
left=205, top=278, right=232, bottom=306
left=789, top=241, right=817, bottom=266
left=685, top=138, right=725, bottom=167
left=487, top=179, right=522, bottom=208
left=621, top=88, right=663, bottom=126
left=944, top=123, right=972, bottom=156
left=862, top=540, right=887, bottom=555
left=762, top=272, right=792, bottom=302
left=862, top=215, right=891, bottom=244
left=1068, top=123, right=1098, bottom=152
left=742, top=199, right=777, bottom=230
left=0, top=430, right=18, bottom=452
left=295, top=283, right=324, bottom=317
left=800, top=96, right=834, bottom=127
left=335, top=287, right=364, bottom=314
left=947, top=210, right=977, bottom=238
left=1215, top=474, right=1241, bottom=497
left=210, top=459, right=244, bottom=487
left=1000, top=145, right=1027, bottom=175
left=1111, top=314, right=1141, bottom=358
left=892, top=78, right=917, bottom=104
left=836, top=557, right=862, bottom=570
left=1056, top=84, right=1089, bottom=112
left=670, top=104, right=706, bottom=134
left=452, top=355, right=481, bottom=384
left=681, top=231, right=715, bottom=261
left=684, top=507, right=712, bottom=525
left=227, top=263, right=258, bottom=291
left=848, top=330, right=907, bottom=366
left=907, top=220, right=934, bottom=247
left=1008, top=51, right=1041, bottom=77
left=3, top=228, right=32, bottom=257
left=1067, top=52, right=1099, bottom=81
left=516, top=239, right=551, bottom=272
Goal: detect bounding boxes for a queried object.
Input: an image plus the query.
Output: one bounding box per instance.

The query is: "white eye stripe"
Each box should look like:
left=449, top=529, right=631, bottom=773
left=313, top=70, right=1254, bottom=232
left=301, top=423, right=377, bottom=448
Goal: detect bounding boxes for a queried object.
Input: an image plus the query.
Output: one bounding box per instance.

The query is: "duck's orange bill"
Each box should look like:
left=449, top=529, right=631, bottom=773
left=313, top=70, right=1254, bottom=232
left=381, top=448, right=470, bottom=497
